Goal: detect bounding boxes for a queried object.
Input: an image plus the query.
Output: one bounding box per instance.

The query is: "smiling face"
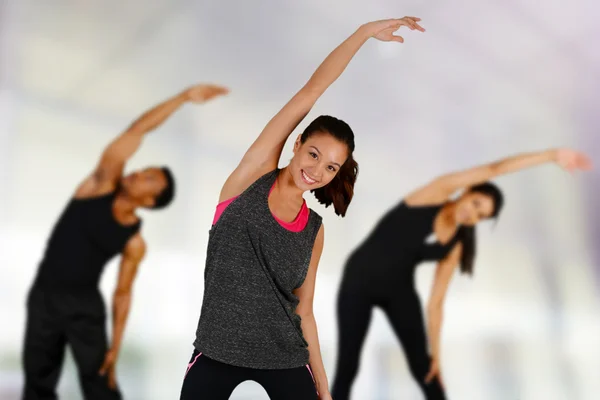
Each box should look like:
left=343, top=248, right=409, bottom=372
left=288, top=132, right=350, bottom=192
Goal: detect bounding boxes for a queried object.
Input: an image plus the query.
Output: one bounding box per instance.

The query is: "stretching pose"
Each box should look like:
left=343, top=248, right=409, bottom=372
left=22, top=84, right=227, bottom=400
left=331, top=148, right=592, bottom=400
left=180, top=16, right=425, bottom=400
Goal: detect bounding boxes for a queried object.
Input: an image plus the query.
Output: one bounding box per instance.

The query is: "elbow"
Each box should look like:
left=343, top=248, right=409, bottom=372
left=113, top=289, right=132, bottom=307
left=300, top=81, right=325, bottom=100
left=297, top=308, right=315, bottom=322
left=488, top=162, right=501, bottom=176
left=123, top=124, right=146, bottom=139
left=112, top=291, right=132, bottom=322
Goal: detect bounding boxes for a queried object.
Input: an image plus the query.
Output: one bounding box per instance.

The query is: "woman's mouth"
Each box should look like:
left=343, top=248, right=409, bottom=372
left=301, top=169, right=317, bottom=185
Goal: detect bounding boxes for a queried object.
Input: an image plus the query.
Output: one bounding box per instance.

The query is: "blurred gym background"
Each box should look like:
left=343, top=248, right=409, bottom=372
left=1, top=0, right=599, bottom=399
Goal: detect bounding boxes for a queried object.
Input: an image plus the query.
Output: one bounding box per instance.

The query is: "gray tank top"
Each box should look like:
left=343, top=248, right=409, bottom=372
left=193, top=169, right=323, bottom=369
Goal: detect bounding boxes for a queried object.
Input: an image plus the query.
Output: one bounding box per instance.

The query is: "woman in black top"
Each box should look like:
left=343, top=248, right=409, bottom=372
left=331, top=148, right=592, bottom=400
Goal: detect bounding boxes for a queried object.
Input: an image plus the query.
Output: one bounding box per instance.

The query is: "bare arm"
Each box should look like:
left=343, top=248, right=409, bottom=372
left=109, top=233, right=146, bottom=358
left=218, top=30, right=372, bottom=202
left=426, top=243, right=462, bottom=363
left=219, top=17, right=425, bottom=202
left=76, top=84, right=228, bottom=198
left=98, top=233, right=147, bottom=388
left=406, top=148, right=592, bottom=205
left=294, top=225, right=328, bottom=397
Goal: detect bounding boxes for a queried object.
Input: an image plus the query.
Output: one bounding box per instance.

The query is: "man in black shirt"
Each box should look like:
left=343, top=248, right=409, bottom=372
left=22, top=83, right=228, bottom=400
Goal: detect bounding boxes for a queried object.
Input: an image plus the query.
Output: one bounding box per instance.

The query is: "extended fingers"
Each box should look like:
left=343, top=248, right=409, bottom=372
left=212, top=85, right=229, bottom=94
left=413, top=21, right=426, bottom=32
left=205, top=86, right=230, bottom=99
left=399, top=16, right=425, bottom=32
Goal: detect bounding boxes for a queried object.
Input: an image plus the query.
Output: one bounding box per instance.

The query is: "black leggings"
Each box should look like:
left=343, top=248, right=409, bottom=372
left=331, top=288, right=446, bottom=400
left=180, top=350, right=319, bottom=400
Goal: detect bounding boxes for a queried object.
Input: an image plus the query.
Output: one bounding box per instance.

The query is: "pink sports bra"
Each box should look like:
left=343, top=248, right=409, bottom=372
left=212, top=182, right=309, bottom=232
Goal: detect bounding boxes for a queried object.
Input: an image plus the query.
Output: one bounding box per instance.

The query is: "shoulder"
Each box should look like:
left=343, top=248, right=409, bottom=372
left=316, top=222, right=324, bottom=236
left=380, top=200, right=435, bottom=220
left=451, top=239, right=463, bottom=252
left=307, top=208, right=323, bottom=238
left=446, top=239, right=463, bottom=260
left=220, top=167, right=278, bottom=202
left=72, top=189, right=116, bottom=202
left=314, top=223, right=324, bottom=245
left=124, top=233, right=147, bottom=257
left=404, top=178, right=451, bottom=206
left=243, top=169, right=279, bottom=196
left=308, top=224, right=325, bottom=259
left=73, top=172, right=119, bottom=200
left=258, top=168, right=279, bottom=185
left=308, top=207, right=323, bottom=223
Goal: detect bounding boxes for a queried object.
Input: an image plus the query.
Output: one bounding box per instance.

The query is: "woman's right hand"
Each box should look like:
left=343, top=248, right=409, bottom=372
left=362, top=17, right=425, bottom=43
left=555, top=148, right=593, bottom=173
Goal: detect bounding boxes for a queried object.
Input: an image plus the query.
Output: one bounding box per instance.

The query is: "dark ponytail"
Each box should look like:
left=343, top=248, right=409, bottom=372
left=457, top=226, right=476, bottom=275
left=301, top=115, right=358, bottom=217
left=457, top=182, right=504, bottom=276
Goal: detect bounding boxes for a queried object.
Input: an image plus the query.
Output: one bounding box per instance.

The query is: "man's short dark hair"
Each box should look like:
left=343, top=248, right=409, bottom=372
left=153, top=166, right=175, bottom=209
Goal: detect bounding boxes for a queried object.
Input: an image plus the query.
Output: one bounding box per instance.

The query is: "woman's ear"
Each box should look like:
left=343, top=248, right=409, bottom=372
left=293, top=134, right=302, bottom=153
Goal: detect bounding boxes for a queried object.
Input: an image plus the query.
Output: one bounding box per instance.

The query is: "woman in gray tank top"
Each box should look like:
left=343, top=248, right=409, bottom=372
left=180, top=16, right=426, bottom=400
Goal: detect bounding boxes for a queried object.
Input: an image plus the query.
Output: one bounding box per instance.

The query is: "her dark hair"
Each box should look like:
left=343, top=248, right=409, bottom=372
left=457, top=181, right=504, bottom=275
left=301, top=115, right=358, bottom=217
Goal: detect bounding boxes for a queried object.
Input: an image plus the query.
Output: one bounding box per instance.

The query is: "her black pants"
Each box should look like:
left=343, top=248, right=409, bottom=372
left=180, top=349, right=319, bottom=400
left=331, top=287, right=446, bottom=400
